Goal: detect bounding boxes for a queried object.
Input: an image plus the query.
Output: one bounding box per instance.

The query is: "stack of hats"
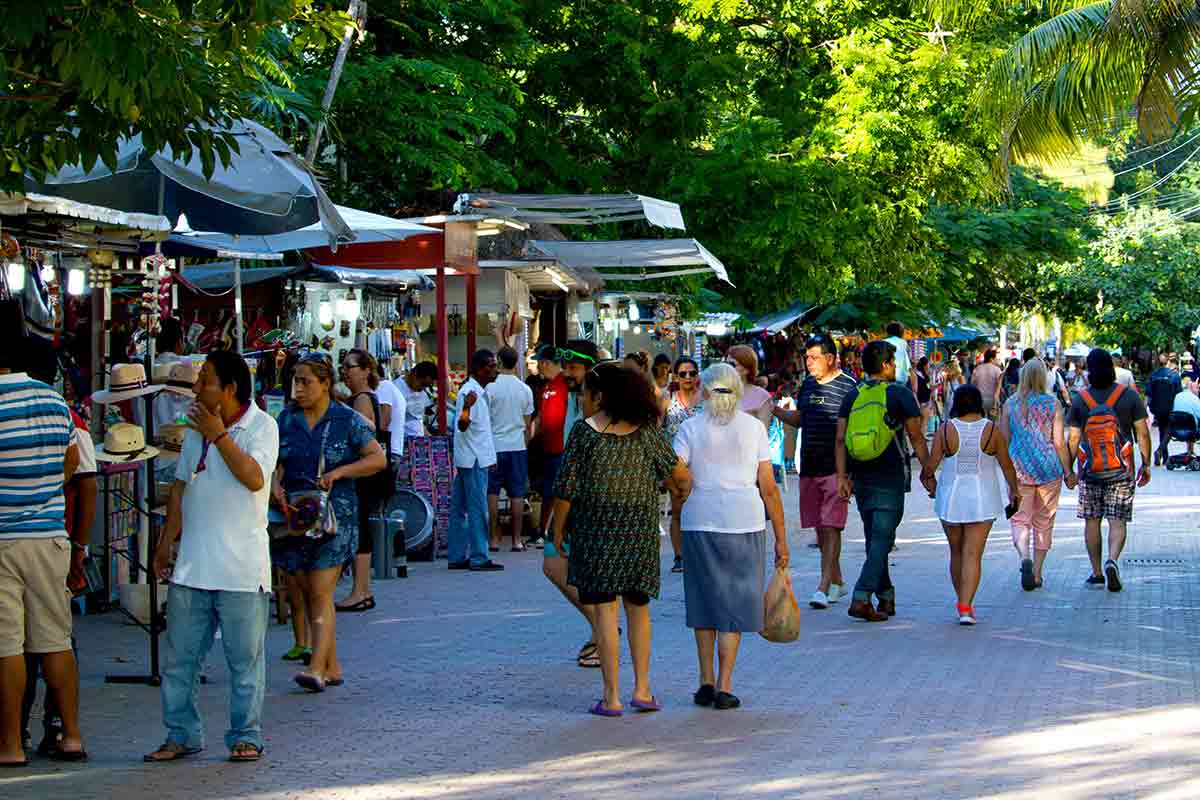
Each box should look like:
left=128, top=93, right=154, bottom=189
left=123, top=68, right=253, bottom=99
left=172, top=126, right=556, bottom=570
left=93, top=364, right=162, bottom=405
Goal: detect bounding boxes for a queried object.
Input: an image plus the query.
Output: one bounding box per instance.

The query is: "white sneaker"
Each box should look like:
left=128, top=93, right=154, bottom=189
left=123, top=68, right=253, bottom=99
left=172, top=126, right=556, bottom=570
left=827, top=584, right=844, bottom=604
left=809, top=590, right=829, bottom=609
left=958, top=611, right=976, bottom=626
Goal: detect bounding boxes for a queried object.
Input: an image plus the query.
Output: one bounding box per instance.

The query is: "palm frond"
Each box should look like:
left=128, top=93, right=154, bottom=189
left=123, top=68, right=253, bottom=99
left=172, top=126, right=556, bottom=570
left=921, top=0, right=1095, bottom=28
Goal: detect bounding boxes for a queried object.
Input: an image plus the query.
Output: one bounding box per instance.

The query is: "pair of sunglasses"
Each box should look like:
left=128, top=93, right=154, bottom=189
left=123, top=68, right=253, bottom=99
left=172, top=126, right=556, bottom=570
left=677, top=369, right=698, bottom=378
left=557, top=347, right=597, bottom=365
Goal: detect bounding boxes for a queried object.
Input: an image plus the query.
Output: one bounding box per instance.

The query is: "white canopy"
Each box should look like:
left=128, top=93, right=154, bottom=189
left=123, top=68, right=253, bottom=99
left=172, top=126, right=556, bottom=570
left=525, top=239, right=732, bottom=285
left=169, top=205, right=437, bottom=255
left=455, top=193, right=686, bottom=230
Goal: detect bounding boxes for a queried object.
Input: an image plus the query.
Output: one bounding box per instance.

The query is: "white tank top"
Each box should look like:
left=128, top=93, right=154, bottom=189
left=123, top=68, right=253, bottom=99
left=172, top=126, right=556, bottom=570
left=934, top=418, right=1005, bottom=523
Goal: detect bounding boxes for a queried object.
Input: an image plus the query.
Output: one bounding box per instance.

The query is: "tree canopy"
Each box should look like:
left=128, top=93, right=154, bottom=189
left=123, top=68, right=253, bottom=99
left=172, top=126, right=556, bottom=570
left=1, top=2, right=346, bottom=184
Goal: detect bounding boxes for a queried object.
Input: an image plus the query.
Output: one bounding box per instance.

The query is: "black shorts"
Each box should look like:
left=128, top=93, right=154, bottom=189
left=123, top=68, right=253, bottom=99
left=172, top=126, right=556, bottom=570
left=578, top=589, right=651, bottom=606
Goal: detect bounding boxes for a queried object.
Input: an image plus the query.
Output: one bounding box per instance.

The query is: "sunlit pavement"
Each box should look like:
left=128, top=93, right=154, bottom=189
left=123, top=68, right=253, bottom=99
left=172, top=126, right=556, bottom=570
left=7, top=448, right=1200, bottom=800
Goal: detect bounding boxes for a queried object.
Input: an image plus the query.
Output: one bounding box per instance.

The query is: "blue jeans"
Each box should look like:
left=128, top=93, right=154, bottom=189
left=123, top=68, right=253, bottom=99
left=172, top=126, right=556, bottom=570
left=449, top=465, right=490, bottom=566
left=852, top=486, right=905, bottom=603
left=160, top=584, right=269, bottom=751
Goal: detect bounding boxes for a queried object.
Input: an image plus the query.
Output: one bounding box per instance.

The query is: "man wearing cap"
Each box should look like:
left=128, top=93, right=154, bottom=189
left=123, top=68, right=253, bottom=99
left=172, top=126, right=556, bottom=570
left=538, top=340, right=600, bottom=667
left=146, top=350, right=279, bottom=763
left=0, top=320, right=84, bottom=766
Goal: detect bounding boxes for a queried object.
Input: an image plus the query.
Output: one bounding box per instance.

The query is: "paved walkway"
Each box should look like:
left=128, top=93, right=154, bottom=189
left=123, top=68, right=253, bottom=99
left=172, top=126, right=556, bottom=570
left=7, top=456, right=1200, bottom=800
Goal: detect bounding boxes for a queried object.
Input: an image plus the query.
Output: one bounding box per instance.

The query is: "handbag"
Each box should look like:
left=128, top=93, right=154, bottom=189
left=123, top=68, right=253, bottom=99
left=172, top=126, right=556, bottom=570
left=285, top=423, right=338, bottom=541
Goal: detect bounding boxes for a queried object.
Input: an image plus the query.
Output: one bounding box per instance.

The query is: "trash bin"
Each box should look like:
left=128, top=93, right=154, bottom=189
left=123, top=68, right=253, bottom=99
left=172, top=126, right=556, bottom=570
left=369, top=509, right=407, bottom=579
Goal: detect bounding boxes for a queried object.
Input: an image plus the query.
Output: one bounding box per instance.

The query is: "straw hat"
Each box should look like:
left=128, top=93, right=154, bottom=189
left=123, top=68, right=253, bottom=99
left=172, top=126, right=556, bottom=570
left=156, top=362, right=199, bottom=397
left=95, top=423, right=159, bottom=463
left=93, top=364, right=162, bottom=404
left=155, top=423, right=188, bottom=462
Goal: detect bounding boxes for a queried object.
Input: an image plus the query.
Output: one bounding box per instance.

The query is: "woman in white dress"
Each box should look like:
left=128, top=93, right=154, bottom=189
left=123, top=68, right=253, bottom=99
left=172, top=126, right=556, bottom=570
left=920, top=385, right=1020, bottom=625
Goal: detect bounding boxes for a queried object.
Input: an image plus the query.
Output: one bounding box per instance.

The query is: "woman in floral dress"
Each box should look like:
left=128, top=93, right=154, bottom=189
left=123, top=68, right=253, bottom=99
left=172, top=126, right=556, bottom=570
left=663, top=357, right=702, bottom=572
left=272, top=354, right=387, bottom=692
left=552, top=362, right=690, bottom=717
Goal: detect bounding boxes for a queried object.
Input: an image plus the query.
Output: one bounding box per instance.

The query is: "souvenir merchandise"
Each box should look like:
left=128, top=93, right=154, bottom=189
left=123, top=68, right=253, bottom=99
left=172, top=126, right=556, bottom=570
left=155, top=361, right=199, bottom=397
left=95, top=423, right=160, bottom=463
left=155, top=423, right=187, bottom=463
left=93, top=363, right=163, bottom=404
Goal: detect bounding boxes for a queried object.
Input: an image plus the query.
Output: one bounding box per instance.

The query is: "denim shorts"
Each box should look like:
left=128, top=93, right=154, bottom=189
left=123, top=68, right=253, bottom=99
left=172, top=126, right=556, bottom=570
left=487, top=450, right=529, bottom=498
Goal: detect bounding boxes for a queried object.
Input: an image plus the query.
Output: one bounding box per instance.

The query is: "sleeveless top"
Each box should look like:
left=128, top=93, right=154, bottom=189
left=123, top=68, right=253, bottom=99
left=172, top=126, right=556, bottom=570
left=1005, top=393, right=1063, bottom=485
left=934, top=418, right=1004, bottom=523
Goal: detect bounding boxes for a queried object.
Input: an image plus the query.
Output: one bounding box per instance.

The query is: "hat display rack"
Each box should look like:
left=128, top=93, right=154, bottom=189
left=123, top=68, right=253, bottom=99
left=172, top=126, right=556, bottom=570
left=92, top=248, right=177, bottom=686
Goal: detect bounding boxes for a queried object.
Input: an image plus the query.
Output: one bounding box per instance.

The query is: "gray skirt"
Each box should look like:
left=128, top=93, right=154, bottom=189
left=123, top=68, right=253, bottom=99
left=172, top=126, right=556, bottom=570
left=682, top=530, right=767, bottom=632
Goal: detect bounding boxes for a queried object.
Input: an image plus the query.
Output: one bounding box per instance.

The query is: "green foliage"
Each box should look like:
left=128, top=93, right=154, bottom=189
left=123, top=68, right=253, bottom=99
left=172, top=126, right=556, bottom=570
left=1046, top=207, right=1200, bottom=350
left=0, top=2, right=346, bottom=186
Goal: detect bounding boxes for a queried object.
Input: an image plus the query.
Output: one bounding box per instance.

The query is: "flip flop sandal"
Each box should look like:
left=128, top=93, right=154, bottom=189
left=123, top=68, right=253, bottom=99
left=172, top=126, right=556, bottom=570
left=577, top=651, right=601, bottom=668
left=145, top=742, right=201, bottom=763
left=588, top=701, right=623, bottom=717
left=294, top=672, right=326, bottom=693
left=630, top=696, right=662, bottom=713
left=326, top=677, right=345, bottom=687
left=335, top=597, right=375, bottom=613
left=282, top=646, right=311, bottom=662
left=511, top=545, right=528, bottom=552
left=229, top=743, right=262, bottom=763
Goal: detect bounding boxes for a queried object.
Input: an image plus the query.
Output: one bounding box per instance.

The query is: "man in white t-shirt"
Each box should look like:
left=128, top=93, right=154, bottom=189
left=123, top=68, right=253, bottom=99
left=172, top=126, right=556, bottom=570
left=486, top=346, right=534, bottom=551
left=1113, top=352, right=1137, bottom=389
left=147, top=351, right=279, bottom=764
left=374, top=376, right=406, bottom=458
left=393, top=362, right=438, bottom=439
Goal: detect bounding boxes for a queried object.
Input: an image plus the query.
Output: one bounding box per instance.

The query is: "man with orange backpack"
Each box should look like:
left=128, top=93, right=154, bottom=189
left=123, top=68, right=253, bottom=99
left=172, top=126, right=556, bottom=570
left=1066, top=349, right=1152, bottom=593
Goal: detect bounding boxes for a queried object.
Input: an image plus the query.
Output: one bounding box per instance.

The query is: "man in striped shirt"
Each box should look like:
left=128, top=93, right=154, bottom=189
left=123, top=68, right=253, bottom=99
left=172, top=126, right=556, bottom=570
left=0, top=335, right=85, bottom=766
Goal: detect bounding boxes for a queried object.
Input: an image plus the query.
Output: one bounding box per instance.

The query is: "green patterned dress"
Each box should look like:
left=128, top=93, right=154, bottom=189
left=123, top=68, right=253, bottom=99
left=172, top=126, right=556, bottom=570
left=554, top=419, right=680, bottom=599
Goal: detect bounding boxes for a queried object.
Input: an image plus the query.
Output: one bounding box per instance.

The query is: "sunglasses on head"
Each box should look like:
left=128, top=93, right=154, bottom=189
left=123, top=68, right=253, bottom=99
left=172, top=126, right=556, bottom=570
left=557, top=347, right=596, bottom=365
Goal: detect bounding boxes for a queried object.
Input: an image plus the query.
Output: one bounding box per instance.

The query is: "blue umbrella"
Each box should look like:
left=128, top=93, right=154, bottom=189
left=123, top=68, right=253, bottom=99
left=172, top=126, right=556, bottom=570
left=27, top=119, right=349, bottom=241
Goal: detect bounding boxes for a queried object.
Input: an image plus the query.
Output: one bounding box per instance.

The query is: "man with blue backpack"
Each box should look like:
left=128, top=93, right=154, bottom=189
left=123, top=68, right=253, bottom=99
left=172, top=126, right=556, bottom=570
left=1066, top=349, right=1152, bottom=593
left=835, top=339, right=933, bottom=622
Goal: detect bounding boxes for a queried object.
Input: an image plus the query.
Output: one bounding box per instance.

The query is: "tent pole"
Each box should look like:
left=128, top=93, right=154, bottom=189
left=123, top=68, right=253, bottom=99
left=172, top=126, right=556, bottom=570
left=436, top=264, right=449, bottom=434
left=466, top=272, right=477, bottom=359
left=234, top=256, right=244, bottom=355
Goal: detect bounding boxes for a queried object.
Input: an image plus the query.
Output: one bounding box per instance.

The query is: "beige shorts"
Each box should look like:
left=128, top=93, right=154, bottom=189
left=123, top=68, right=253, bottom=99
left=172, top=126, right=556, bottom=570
left=0, top=537, right=73, bottom=657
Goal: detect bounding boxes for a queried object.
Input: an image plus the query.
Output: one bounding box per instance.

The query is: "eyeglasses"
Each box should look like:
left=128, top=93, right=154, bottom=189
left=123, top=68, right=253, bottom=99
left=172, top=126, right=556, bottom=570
left=556, top=347, right=596, bottom=365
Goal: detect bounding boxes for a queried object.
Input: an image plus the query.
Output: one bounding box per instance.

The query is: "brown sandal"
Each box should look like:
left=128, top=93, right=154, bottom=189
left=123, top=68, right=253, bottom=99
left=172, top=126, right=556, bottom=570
left=229, top=742, right=262, bottom=762
left=144, top=741, right=202, bottom=762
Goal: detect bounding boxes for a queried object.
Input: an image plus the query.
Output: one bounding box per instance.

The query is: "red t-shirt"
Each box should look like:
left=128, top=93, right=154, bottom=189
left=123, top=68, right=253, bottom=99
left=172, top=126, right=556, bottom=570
left=540, top=374, right=569, bottom=455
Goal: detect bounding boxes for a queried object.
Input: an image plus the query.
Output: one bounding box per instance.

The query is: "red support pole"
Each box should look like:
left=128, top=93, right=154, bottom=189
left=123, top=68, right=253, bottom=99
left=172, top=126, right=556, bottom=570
left=466, top=272, right=477, bottom=360
left=436, top=263, right=449, bottom=434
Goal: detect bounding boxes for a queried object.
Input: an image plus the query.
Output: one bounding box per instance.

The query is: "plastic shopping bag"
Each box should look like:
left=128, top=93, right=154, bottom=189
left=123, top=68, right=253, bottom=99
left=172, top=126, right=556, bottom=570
left=760, top=567, right=800, bottom=643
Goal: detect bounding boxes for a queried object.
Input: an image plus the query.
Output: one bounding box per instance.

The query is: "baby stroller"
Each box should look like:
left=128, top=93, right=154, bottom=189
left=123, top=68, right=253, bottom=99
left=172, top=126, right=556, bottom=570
left=1165, top=412, right=1200, bottom=470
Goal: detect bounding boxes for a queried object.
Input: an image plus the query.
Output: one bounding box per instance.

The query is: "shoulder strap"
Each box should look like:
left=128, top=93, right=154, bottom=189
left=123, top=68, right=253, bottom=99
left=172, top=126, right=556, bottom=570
left=1080, top=389, right=1097, bottom=410
left=982, top=419, right=996, bottom=454
left=1109, top=383, right=1126, bottom=404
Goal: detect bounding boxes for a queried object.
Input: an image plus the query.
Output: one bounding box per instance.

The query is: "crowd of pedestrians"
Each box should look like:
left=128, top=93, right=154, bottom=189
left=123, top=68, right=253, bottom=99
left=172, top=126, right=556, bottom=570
left=2, top=293, right=1176, bottom=765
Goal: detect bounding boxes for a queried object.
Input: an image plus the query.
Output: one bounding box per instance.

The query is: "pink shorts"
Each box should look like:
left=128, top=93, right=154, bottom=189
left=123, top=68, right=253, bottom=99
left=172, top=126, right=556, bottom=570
left=799, top=474, right=849, bottom=530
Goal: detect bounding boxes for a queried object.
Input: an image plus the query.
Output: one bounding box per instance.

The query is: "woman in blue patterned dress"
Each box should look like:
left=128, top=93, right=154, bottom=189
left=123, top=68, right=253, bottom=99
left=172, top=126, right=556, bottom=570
left=272, top=354, right=386, bottom=692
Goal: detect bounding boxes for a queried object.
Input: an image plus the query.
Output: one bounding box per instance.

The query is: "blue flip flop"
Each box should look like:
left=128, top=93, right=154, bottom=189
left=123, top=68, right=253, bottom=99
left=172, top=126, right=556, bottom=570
left=588, top=700, right=623, bottom=717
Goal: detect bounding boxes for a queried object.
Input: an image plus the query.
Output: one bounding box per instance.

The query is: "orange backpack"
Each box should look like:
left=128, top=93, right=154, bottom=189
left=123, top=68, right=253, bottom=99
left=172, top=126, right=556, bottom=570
left=1078, top=384, right=1133, bottom=483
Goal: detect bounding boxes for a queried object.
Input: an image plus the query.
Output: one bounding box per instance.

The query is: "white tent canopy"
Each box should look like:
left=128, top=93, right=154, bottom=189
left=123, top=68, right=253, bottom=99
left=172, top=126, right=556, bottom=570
left=525, top=238, right=732, bottom=285
left=169, top=205, right=437, bottom=255
left=454, top=193, right=686, bottom=230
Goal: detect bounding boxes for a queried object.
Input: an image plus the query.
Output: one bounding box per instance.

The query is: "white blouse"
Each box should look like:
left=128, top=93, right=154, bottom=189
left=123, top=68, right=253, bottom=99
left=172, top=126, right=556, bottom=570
left=673, top=410, right=770, bottom=533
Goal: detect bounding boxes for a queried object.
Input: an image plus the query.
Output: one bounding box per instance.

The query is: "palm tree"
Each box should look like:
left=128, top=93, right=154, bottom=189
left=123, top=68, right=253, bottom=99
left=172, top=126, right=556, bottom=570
left=925, top=1, right=1200, bottom=180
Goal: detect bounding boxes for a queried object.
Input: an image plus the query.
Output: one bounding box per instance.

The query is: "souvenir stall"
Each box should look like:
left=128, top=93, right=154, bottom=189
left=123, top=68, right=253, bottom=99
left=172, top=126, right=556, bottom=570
left=585, top=291, right=684, bottom=361
left=0, top=192, right=179, bottom=683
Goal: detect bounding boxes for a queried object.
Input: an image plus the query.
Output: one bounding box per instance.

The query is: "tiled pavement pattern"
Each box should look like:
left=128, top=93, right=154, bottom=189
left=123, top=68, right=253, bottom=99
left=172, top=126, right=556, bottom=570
left=7, top=452, right=1200, bottom=800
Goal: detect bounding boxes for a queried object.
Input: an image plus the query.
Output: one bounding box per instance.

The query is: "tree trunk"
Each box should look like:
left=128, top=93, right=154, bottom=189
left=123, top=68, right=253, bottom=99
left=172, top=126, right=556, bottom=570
left=305, top=0, right=365, bottom=164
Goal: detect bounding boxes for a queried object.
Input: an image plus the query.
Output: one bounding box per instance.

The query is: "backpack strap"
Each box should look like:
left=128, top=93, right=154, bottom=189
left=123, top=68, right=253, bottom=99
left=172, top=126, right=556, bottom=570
left=1080, top=389, right=1097, bottom=410
left=1108, top=383, right=1126, bottom=405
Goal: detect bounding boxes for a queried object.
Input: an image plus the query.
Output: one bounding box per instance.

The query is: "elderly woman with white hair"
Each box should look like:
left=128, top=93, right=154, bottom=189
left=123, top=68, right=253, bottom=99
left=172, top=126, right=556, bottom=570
left=672, top=363, right=789, bottom=710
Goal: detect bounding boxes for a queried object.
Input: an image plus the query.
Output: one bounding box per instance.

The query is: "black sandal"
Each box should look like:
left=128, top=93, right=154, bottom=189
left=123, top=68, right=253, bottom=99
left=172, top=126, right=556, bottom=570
left=335, top=596, right=375, bottom=612
left=229, top=742, right=262, bottom=762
